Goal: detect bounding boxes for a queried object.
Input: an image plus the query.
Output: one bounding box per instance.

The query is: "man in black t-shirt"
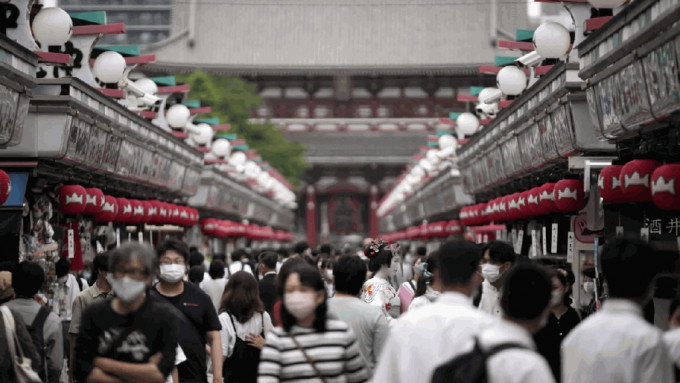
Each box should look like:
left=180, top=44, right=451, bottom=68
left=153, top=239, right=223, bottom=383
left=74, top=242, right=178, bottom=383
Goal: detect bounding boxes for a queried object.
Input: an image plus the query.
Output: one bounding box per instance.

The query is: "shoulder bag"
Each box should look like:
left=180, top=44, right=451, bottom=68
left=0, top=306, right=42, bottom=383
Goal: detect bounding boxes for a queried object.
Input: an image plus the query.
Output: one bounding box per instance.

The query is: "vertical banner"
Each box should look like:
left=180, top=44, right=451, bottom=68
left=566, top=232, right=574, bottom=263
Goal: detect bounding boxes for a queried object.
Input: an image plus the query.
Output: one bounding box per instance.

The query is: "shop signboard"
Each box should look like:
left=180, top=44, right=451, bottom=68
left=643, top=38, right=680, bottom=118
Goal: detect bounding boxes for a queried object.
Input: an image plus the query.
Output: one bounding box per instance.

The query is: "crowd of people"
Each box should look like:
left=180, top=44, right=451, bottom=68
left=0, top=236, right=678, bottom=382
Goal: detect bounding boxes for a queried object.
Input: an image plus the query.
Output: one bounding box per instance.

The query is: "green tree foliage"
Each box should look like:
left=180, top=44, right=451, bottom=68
left=176, top=70, right=307, bottom=186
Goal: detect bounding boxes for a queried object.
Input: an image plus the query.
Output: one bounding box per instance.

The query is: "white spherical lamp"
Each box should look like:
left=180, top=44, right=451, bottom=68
left=478, top=87, right=500, bottom=105
left=497, top=66, right=527, bottom=96
left=134, top=78, right=158, bottom=95
left=245, top=161, right=261, bottom=178
left=426, top=149, right=440, bottom=165
left=211, top=139, right=231, bottom=158
left=419, top=158, right=434, bottom=173
left=412, top=165, right=425, bottom=178
left=588, top=0, right=628, bottom=8
left=230, top=152, right=247, bottom=167
left=32, top=7, right=73, bottom=46
left=438, top=134, right=457, bottom=150
left=165, top=104, right=191, bottom=129
left=533, top=22, right=571, bottom=59
left=93, top=51, right=127, bottom=84
left=456, top=112, right=480, bottom=137
left=191, top=123, right=214, bottom=145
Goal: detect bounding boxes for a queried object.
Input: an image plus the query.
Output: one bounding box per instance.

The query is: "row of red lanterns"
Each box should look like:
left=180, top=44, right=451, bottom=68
left=382, top=220, right=463, bottom=242
left=201, top=218, right=294, bottom=242
left=599, top=160, right=680, bottom=210
left=460, top=179, right=586, bottom=225
left=58, top=185, right=198, bottom=226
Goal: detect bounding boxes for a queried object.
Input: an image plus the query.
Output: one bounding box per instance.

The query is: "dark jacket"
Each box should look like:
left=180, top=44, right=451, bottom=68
left=258, top=273, right=277, bottom=318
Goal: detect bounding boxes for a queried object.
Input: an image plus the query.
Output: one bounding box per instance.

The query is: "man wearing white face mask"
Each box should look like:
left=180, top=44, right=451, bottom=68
left=152, top=239, right=223, bottom=383
left=74, top=242, right=179, bottom=383
left=478, top=241, right=516, bottom=318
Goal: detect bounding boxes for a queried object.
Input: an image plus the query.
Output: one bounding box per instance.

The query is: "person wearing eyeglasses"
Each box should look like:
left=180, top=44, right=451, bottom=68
left=74, top=242, right=179, bottom=383
left=152, top=239, right=223, bottom=383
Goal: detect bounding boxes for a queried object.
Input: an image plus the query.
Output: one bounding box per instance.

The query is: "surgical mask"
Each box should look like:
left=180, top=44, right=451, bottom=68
left=83, top=271, right=92, bottom=281
left=583, top=281, right=594, bottom=294
left=159, top=264, right=185, bottom=283
left=284, top=291, right=318, bottom=320
left=325, top=269, right=333, bottom=280
left=111, top=277, right=146, bottom=302
left=57, top=276, right=68, bottom=284
left=550, top=289, right=563, bottom=306
left=481, top=263, right=502, bottom=283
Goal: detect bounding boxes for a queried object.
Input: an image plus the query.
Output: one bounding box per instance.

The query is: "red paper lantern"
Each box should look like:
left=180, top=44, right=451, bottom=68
left=0, top=170, right=10, bottom=206
left=59, top=185, right=87, bottom=215
left=83, top=188, right=104, bottom=215
left=598, top=165, right=625, bottom=203
left=526, top=188, right=541, bottom=216
left=554, top=179, right=586, bottom=212
left=446, top=220, right=463, bottom=235
left=169, top=205, right=181, bottom=225
left=157, top=202, right=169, bottom=224
left=178, top=207, right=191, bottom=226
left=143, top=201, right=156, bottom=223
left=201, top=218, right=220, bottom=236
left=507, top=193, right=524, bottom=221
left=115, top=198, right=133, bottom=223
left=651, top=164, right=680, bottom=210
left=537, top=183, right=557, bottom=215
left=129, top=200, right=145, bottom=224
left=621, top=159, right=661, bottom=202
left=94, top=195, right=118, bottom=223
left=475, top=203, right=488, bottom=225
left=497, top=196, right=510, bottom=222
left=460, top=206, right=471, bottom=225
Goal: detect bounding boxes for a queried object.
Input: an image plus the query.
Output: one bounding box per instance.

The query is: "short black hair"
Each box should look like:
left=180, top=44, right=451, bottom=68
left=416, top=252, right=438, bottom=297
left=294, top=241, right=310, bottom=255
left=483, top=241, right=516, bottom=264
left=333, top=255, right=367, bottom=296
left=258, top=251, right=278, bottom=270
left=189, top=265, right=205, bottom=284
left=189, top=251, right=205, bottom=268
left=231, top=249, right=247, bottom=263
left=93, top=254, right=109, bottom=273
left=155, top=239, right=190, bottom=262
left=277, top=247, right=290, bottom=259
left=501, top=263, right=552, bottom=320
left=209, top=260, right=226, bottom=279
left=437, top=240, right=482, bottom=286
left=416, top=246, right=427, bottom=256
left=320, top=244, right=332, bottom=255
left=602, top=238, right=660, bottom=299
left=213, top=253, right=226, bottom=262
left=13, top=261, right=45, bottom=298
left=55, top=258, right=71, bottom=278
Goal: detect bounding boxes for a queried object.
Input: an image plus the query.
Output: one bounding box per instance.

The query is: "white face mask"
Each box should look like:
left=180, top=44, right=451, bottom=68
left=550, top=289, right=563, bottom=306
left=481, top=263, right=502, bottom=283
left=111, top=277, right=146, bottom=302
left=159, top=264, right=185, bottom=283
left=583, top=281, right=594, bottom=294
left=57, top=276, right=68, bottom=284
left=284, top=291, right=318, bottom=320
left=325, top=269, right=333, bottom=280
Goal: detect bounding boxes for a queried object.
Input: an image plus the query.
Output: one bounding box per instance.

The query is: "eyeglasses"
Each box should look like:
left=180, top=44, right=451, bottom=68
left=159, top=259, right=185, bottom=266
left=113, top=267, right=148, bottom=279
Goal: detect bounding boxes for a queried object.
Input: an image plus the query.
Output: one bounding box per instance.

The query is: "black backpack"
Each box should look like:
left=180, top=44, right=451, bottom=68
left=431, top=338, right=526, bottom=383
left=222, top=312, right=264, bottom=383
left=26, top=306, right=51, bottom=381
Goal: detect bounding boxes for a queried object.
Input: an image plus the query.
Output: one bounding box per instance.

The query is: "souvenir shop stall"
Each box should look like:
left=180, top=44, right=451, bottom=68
left=0, top=2, right=296, bottom=304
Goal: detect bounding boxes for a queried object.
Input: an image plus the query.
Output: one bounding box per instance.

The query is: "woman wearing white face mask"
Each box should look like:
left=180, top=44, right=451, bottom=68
left=258, top=264, right=368, bottom=383
left=534, top=269, right=581, bottom=382
left=360, top=239, right=401, bottom=320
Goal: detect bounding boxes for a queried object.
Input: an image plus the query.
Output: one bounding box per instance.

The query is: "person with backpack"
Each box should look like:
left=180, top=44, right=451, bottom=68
left=218, top=271, right=273, bottom=383
left=373, top=240, right=495, bottom=383
left=4, top=261, right=63, bottom=383
left=432, top=263, right=555, bottom=383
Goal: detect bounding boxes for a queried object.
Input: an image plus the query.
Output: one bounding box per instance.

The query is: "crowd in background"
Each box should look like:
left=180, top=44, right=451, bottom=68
left=0, top=235, right=679, bottom=382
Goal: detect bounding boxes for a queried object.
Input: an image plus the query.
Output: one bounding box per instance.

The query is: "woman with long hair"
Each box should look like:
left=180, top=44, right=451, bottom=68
left=408, top=252, right=441, bottom=311
left=360, top=239, right=400, bottom=319
left=396, top=254, right=427, bottom=313
left=219, top=271, right=273, bottom=383
left=258, top=264, right=368, bottom=383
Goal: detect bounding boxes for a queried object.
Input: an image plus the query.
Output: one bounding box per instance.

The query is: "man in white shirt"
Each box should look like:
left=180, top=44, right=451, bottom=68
left=53, top=258, right=82, bottom=375
left=562, top=238, right=674, bottom=383
left=373, top=240, right=496, bottom=383
left=227, top=249, right=253, bottom=276
left=200, top=260, right=228, bottom=310
left=478, top=241, right=515, bottom=318
left=663, top=295, right=680, bottom=372
left=477, top=263, right=555, bottom=383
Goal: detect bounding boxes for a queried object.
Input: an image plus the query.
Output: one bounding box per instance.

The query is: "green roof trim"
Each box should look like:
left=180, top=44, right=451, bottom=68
left=215, top=133, right=237, bottom=140
left=194, top=117, right=220, bottom=125
left=516, top=29, right=534, bottom=42
left=449, top=112, right=461, bottom=120
left=470, top=86, right=485, bottom=96
left=232, top=145, right=249, bottom=151
left=97, top=45, right=140, bottom=56
left=437, top=130, right=454, bottom=137
left=69, top=11, right=106, bottom=25
left=149, top=76, right=176, bottom=86
left=427, top=142, right=439, bottom=148
left=182, top=100, right=201, bottom=108
left=495, top=56, right=518, bottom=66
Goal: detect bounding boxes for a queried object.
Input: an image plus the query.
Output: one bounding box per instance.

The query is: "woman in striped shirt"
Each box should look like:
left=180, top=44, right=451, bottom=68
left=258, top=264, right=368, bottom=383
